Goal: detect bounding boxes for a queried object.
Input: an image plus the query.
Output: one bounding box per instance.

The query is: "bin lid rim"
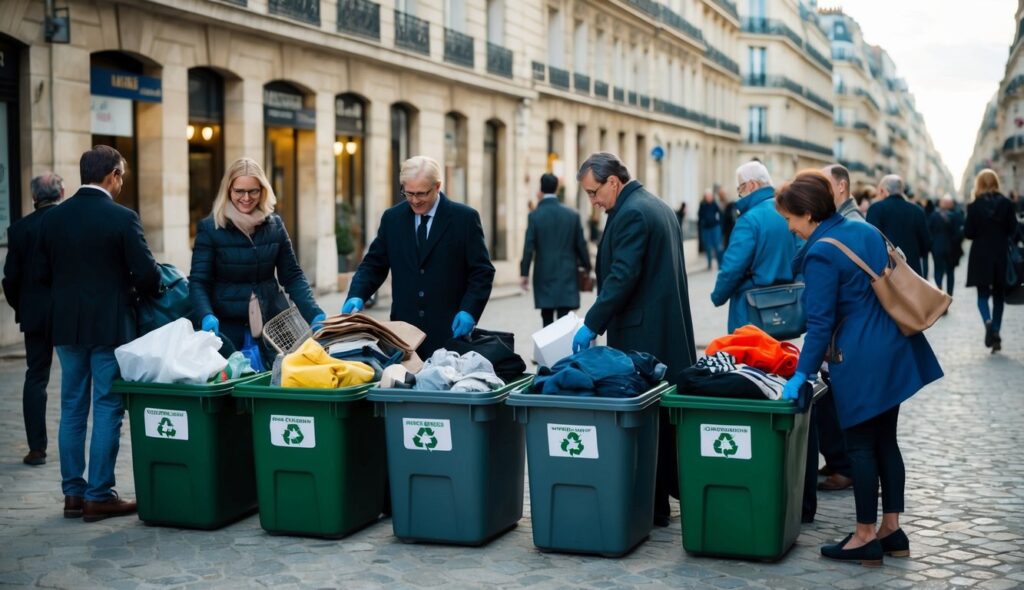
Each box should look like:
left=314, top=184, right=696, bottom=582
left=232, top=373, right=374, bottom=401
left=661, top=380, right=826, bottom=414
left=112, top=372, right=267, bottom=397
left=368, top=375, right=533, bottom=405
left=506, top=382, right=673, bottom=411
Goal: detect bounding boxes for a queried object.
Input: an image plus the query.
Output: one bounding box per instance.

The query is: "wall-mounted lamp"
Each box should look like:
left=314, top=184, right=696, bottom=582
left=345, top=141, right=358, bottom=155
left=186, top=125, right=196, bottom=140
left=201, top=126, right=214, bottom=141
left=333, top=141, right=344, bottom=156
left=44, top=3, right=70, bottom=44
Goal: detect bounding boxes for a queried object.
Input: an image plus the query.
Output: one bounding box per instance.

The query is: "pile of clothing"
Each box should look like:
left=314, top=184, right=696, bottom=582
left=443, top=328, right=526, bottom=382
left=532, top=346, right=666, bottom=398
left=676, top=324, right=799, bottom=401
left=413, top=350, right=505, bottom=392
left=277, top=313, right=426, bottom=388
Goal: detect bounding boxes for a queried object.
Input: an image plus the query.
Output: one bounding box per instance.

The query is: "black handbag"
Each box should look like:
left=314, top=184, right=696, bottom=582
left=1006, top=225, right=1024, bottom=305
left=743, top=282, right=806, bottom=341
left=445, top=328, right=527, bottom=382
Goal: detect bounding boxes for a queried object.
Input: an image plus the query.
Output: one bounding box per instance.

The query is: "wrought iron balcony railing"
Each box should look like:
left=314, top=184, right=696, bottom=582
left=444, top=28, right=474, bottom=68
left=574, top=72, right=591, bottom=94
left=486, top=43, right=513, bottom=78
left=746, top=134, right=833, bottom=157
left=549, top=66, right=570, bottom=89
left=594, top=80, right=609, bottom=99
left=742, top=17, right=832, bottom=71
left=705, top=44, right=740, bottom=76
left=269, top=0, right=320, bottom=26
left=337, top=0, right=380, bottom=40
left=532, top=61, right=546, bottom=81
left=395, top=10, right=430, bottom=56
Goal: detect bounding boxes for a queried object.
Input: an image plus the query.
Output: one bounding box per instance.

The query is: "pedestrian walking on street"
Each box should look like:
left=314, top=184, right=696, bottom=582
left=866, top=175, right=930, bottom=277
left=38, top=146, right=163, bottom=522
left=2, top=172, right=64, bottom=467
left=777, top=170, right=943, bottom=566
left=698, top=190, right=723, bottom=269
left=964, top=169, right=1018, bottom=353
left=189, top=158, right=324, bottom=362
left=718, top=186, right=739, bottom=249
left=519, top=173, right=591, bottom=326
left=571, top=152, right=697, bottom=528
left=711, top=161, right=801, bottom=333
left=343, top=156, right=495, bottom=356
left=929, top=196, right=963, bottom=297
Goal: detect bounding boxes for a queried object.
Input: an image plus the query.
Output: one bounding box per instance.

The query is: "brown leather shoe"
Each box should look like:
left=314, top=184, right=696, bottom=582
left=23, top=450, right=46, bottom=466
left=64, top=495, right=84, bottom=518
left=83, top=495, right=137, bottom=523
left=818, top=473, right=854, bottom=491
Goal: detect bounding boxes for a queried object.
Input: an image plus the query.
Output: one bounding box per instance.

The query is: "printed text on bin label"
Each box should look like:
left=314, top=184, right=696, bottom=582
left=402, top=418, right=453, bottom=452
left=700, top=424, right=752, bottom=460
left=144, top=408, right=189, bottom=441
left=270, top=415, right=316, bottom=448
left=547, top=423, right=599, bottom=459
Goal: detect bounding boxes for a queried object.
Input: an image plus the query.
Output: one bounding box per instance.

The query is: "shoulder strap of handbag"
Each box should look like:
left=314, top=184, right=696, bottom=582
left=818, top=237, right=882, bottom=280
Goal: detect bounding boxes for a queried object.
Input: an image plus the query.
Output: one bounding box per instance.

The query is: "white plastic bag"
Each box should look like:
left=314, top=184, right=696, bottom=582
left=531, top=311, right=584, bottom=367
left=115, top=318, right=228, bottom=384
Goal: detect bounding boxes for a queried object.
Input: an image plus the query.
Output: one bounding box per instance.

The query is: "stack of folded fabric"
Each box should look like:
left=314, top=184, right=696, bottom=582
left=703, top=324, right=799, bottom=376
left=532, top=346, right=666, bottom=398
left=281, top=338, right=376, bottom=389
left=413, top=349, right=506, bottom=393
left=675, top=351, right=788, bottom=401
left=444, top=328, right=527, bottom=382
left=313, top=313, right=427, bottom=373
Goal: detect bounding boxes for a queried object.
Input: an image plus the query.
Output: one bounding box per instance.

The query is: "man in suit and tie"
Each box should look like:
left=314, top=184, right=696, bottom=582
left=39, top=145, right=162, bottom=521
left=3, top=172, right=65, bottom=466
left=342, top=155, right=495, bottom=356
left=519, top=173, right=591, bottom=326
left=866, top=174, right=930, bottom=276
left=572, top=152, right=697, bottom=528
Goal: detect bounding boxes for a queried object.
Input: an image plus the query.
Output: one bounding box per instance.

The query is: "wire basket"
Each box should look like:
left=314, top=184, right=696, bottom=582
left=262, top=306, right=312, bottom=355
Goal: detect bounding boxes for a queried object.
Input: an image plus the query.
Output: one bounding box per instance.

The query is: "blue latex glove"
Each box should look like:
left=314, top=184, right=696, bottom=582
left=310, top=313, right=326, bottom=332
left=201, top=314, right=219, bottom=334
left=572, top=325, right=597, bottom=353
left=451, top=311, right=475, bottom=338
left=341, top=297, right=364, bottom=314
left=781, top=371, right=807, bottom=401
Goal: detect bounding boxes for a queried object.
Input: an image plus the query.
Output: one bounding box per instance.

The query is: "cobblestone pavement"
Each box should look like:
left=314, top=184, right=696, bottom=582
left=1, top=249, right=1022, bottom=589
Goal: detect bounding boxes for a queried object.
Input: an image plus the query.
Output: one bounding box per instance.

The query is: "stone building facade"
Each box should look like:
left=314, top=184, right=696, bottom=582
left=963, top=0, right=1024, bottom=199
left=0, top=0, right=952, bottom=346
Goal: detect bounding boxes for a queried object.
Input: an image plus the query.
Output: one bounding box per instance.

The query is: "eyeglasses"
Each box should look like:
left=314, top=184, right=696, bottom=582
left=584, top=180, right=607, bottom=198
left=401, top=186, right=435, bottom=200
left=231, top=188, right=262, bottom=198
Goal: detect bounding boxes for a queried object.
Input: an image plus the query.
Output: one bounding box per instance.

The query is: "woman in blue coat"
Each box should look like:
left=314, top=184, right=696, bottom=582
left=776, top=171, right=943, bottom=566
left=189, top=158, right=324, bottom=361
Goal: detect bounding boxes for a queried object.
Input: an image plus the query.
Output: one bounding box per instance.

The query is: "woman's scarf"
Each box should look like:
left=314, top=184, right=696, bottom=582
left=224, top=200, right=268, bottom=239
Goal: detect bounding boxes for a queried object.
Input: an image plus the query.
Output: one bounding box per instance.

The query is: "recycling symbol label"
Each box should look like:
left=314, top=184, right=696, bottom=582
left=144, top=408, right=188, bottom=441
left=270, top=415, right=316, bottom=448
left=547, top=424, right=598, bottom=459
left=700, top=424, right=751, bottom=460
left=560, top=432, right=585, bottom=456
left=403, top=419, right=452, bottom=452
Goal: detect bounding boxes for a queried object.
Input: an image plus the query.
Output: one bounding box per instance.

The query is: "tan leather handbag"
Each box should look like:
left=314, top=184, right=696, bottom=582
left=820, top=236, right=951, bottom=336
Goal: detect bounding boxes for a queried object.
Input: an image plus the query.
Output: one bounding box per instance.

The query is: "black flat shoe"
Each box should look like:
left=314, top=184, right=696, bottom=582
left=821, top=534, right=883, bottom=567
left=985, top=321, right=994, bottom=348
left=878, top=528, right=910, bottom=557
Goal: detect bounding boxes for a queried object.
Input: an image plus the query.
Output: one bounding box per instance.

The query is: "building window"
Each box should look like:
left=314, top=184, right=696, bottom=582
left=573, top=19, right=588, bottom=75
left=748, top=0, right=766, bottom=20
left=0, top=36, right=23, bottom=237
left=748, top=106, right=767, bottom=141
left=445, top=0, right=467, bottom=32
left=834, top=137, right=844, bottom=160
left=335, top=93, right=367, bottom=272
left=547, top=8, right=564, bottom=68
left=748, top=46, right=766, bottom=83
left=487, top=0, right=504, bottom=45
left=390, top=103, right=413, bottom=205
left=187, top=67, right=224, bottom=239
left=482, top=120, right=506, bottom=260
left=264, top=80, right=316, bottom=248
left=444, top=112, right=468, bottom=202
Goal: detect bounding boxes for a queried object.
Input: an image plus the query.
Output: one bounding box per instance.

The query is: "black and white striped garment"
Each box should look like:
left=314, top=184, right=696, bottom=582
left=732, top=365, right=788, bottom=400
left=693, top=351, right=739, bottom=374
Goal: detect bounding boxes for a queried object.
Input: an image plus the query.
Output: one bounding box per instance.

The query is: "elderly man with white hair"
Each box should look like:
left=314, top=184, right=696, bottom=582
left=343, top=155, right=495, bottom=355
left=710, top=160, right=802, bottom=332
left=865, top=174, right=930, bottom=277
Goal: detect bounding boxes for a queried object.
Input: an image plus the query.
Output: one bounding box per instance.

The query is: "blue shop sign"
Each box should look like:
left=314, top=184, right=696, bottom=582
left=91, top=68, right=162, bottom=103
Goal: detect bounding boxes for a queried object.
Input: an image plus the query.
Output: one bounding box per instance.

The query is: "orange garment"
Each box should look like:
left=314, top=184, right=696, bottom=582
left=704, top=324, right=800, bottom=377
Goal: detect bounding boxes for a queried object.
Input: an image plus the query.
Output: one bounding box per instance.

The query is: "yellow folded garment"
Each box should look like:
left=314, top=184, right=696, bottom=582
left=282, top=338, right=375, bottom=389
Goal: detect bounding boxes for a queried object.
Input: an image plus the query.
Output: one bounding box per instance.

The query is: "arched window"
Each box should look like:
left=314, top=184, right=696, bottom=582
left=482, top=119, right=506, bottom=259
left=187, top=67, right=225, bottom=237
left=444, top=112, right=468, bottom=202
left=335, top=93, right=368, bottom=271
left=390, top=103, right=414, bottom=205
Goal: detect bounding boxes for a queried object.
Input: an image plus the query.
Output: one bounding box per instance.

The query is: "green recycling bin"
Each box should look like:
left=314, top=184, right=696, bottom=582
left=233, top=374, right=386, bottom=538
left=662, top=384, right=818, bottom=561
left=506, top=382, right=671, bottom=557
left=116, top=373, right=263, bottom=529
left=367, top=376, right=531, bottom=545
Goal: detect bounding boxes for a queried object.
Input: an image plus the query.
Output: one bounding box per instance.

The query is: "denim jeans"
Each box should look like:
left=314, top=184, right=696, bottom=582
left=56, top=345, right=123, bottom=501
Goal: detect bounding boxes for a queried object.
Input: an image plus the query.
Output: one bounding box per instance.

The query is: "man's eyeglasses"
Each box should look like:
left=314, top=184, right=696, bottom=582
left=231, top=188, right=262, bottom=198
left=401, top=187, right=435, bottom=200
left=584, top=180, right=607, bottom=198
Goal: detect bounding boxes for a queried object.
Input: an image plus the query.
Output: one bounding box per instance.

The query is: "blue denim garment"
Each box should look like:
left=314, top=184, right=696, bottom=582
left=533, top=346, right=666, bottom=398
left=57, top=345, right=123, bottom=501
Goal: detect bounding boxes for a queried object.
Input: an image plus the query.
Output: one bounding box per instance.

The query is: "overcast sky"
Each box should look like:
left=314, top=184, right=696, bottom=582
left=821, top=0, right=1017, bottom=190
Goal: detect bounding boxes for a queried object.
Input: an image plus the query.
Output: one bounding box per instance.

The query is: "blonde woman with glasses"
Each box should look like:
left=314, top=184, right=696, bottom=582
left=189, top=157, right=324, bottom=362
